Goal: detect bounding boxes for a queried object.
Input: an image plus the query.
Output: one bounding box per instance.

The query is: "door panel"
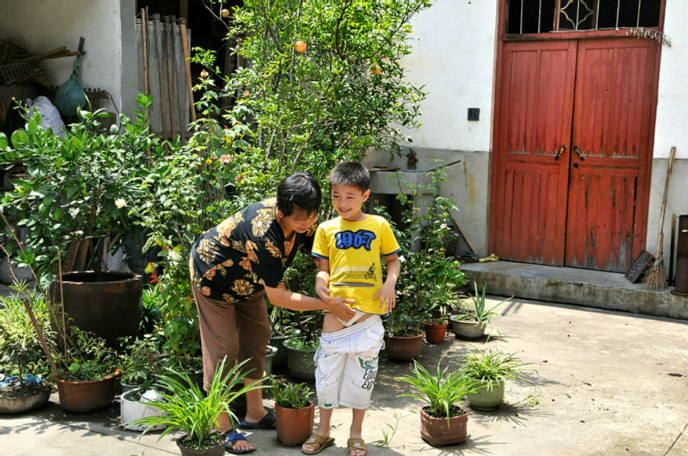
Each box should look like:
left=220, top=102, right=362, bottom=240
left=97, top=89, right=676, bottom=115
left=490, top=40, right=577, bottom=265
left=566, top=38, right=658, bottom=271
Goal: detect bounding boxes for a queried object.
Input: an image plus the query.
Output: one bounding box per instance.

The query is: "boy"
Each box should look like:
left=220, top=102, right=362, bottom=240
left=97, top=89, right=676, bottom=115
left=302, top=161, right=401, bottom=456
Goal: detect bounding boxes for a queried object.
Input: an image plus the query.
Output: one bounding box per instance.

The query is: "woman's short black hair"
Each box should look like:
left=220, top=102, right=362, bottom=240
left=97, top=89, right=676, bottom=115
left=277, top=172, right=322, bottom=217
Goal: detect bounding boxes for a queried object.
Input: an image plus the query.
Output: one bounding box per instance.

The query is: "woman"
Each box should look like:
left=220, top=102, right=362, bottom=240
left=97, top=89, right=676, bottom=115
left=190, top=172, right=355, bottom=454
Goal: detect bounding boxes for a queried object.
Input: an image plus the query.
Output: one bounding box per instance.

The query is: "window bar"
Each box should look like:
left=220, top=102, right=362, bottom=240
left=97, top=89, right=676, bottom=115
left=636, top=0, right=642, bottom=27
left=520, top=0, right=524, bottom=35
left=538, top=0, right=542, bottom=33
left=616, top=0, right=620, bottom=29
left=576, top=0, right=580, bottom=30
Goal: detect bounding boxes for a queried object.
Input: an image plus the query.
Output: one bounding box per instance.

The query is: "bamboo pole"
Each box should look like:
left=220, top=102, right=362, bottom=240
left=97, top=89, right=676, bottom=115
left=164, top=16, right=177, bottom=139
left=178, top=18, right=196, bottom=123
left=140, top=7, right=149, bottom=99
left=152, top=13, right=168, bottom=139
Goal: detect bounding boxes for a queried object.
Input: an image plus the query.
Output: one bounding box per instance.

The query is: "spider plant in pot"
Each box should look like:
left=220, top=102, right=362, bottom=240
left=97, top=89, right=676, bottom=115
left=458, top=346, right=535, bottom=411
left=130, top=357, right=263, bottom=456
left=397, top=360, right=479, bottom=447
left=450, top=281, right=511, bottom=340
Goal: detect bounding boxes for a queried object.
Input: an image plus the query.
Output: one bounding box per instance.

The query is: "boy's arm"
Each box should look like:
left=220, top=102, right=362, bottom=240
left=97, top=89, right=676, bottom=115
left=315, top=257, right=332, bottom=301
left=374, top=253, right=401, bottom=313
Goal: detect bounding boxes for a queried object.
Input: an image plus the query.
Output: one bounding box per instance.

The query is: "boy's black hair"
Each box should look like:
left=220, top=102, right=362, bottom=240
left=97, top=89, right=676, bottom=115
left=277, top=172, right=322, bottom=217
left=328, top=161, right=370, bottom=192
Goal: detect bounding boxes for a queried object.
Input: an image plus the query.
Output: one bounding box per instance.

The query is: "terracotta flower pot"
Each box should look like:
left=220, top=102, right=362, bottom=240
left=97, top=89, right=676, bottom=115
left=420, top=406, right=468, bottom=447
left=55, top=370, right=119, bottom=413
left=275, top=400, right=315, bottom=446
left=384, top=332, right=424, bottom=362
left=423, top=321, right=449, bottom=344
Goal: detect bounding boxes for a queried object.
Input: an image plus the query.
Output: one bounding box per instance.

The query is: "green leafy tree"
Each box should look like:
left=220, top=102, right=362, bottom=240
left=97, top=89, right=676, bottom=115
left=197, top=0, right=431, bottom=185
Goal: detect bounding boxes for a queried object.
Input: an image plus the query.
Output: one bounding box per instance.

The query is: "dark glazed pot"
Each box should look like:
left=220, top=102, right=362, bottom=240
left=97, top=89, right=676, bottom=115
left=50, top=271, right=142, bottom=345
left=176, top=433, right=225, bottom=456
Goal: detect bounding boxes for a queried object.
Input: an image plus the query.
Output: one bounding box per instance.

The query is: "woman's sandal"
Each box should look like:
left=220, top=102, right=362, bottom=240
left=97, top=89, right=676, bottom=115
left=301, top=434, right=335, bottom=455
left=347, top=438, right=367, bottom=456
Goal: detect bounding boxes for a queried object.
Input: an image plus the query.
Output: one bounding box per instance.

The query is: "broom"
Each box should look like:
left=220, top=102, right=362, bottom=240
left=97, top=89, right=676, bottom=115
left=644, top=146, right=676, bottom=290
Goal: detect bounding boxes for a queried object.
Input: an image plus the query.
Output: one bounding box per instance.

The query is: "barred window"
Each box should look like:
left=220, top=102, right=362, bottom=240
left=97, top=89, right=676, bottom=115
left=507, top=0, right=661, bottom=34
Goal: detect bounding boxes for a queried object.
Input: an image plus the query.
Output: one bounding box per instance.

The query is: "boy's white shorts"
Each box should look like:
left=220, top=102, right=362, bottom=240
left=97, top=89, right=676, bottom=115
left=315, top=315, right=384, bottom=410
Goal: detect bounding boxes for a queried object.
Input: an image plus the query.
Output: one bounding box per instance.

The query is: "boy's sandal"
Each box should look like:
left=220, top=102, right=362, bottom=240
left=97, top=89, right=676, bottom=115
left=301, top=434, right=335, bottom=455
left=347, top=438, right=367, bottom=456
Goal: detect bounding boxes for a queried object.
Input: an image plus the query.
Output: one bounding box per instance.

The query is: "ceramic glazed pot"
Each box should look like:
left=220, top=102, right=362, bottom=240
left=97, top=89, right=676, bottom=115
left=285, top=340, right=317, bottom=380
left=383, top=332, right=424, bottom=362
left=176, top=433, right=225, bottom=456
left=420, top=406, right=468, bottom=447
left=423, top=321, right=449, bottom=344
left=275, top=400, right=315, bottom=446
left=0, top=388, right=50, bottom=414
left=55, top=371, right=119, bottom=413
left=466, top=380, right=505, bottom=411
left=49, top=271, right=143, bottom=345
left=449, top=315, right=485, bottom=340
left=264, top=345, right=277, bottom=377
left=120, top=389, right=168, bottom=431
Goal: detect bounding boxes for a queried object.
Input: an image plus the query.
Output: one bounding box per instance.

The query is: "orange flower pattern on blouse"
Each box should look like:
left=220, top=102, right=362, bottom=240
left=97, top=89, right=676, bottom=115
left=190, top=198, right=315, bottom=303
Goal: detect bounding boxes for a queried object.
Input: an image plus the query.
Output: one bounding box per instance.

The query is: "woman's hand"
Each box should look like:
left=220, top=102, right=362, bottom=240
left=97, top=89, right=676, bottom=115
left=323, top=295, right=356, bottom=321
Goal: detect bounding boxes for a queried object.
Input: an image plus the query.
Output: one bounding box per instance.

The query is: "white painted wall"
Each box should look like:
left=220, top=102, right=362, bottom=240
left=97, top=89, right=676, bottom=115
left=401, top=0, right=498, bottom=153
left=654, top=1, right=688, bottom=160
left=0, top=0, right=136, bottom=118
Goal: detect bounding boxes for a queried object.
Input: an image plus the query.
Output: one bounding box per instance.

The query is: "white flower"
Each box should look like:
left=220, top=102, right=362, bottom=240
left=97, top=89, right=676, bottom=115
left=115, top=198, right=126, bottom=209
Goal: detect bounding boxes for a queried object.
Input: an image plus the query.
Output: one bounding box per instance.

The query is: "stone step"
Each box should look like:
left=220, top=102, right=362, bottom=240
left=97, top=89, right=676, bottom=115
left=461, top=261, right=688, bottom=320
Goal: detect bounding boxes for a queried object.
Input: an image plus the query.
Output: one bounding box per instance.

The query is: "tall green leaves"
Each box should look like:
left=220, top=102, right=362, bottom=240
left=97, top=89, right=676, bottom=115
left=397, top=360, right=479, bottom=418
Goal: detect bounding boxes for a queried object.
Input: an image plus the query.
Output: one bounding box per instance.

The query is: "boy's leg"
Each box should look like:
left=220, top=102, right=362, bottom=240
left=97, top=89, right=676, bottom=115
left=303, top=333, right=347, bottom=453
left=350, top=408, right=365, bottom=438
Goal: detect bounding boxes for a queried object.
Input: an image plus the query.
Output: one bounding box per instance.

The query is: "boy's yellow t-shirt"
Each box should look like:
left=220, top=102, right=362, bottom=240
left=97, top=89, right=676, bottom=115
left=312, top=215, right=401, bottom=314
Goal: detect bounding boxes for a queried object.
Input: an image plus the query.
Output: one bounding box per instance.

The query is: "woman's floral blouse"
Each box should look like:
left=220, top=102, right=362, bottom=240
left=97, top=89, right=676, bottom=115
left=191, top=197, right=316, bottom=303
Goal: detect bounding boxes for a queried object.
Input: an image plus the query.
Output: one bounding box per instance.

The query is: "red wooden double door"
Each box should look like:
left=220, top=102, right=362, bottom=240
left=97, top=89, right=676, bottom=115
left=489, top=37, right=661, bottom=272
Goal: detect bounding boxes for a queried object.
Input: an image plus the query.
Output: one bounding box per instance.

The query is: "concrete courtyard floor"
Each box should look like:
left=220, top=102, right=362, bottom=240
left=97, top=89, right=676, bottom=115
left=1, top=296, right=687, bottom=456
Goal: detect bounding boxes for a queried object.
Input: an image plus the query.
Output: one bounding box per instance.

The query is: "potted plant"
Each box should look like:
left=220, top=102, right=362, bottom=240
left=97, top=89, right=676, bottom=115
left=423, top=273, right=464, bottom=344
left=130, top=357, right=263, bottom=456
left=397, top=360, right=479, bottom=447
left=384, top=164, right=467, bottom=359
left=118, top=333, right=170, bottom=431
left=283, top=335, right=319, bottom=381
left=0, top=282, right=54, bottom=414
left=269, top=378, right=315, bottom=447
left=0, top=98, right=160, bottom=344
left=458, top=346, right=535, bottom=411
left=52, top=326, right=121, bottom=413
left=450, top=281, right=511, bottom=340
left=0, top=251, right=121, bottom=413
